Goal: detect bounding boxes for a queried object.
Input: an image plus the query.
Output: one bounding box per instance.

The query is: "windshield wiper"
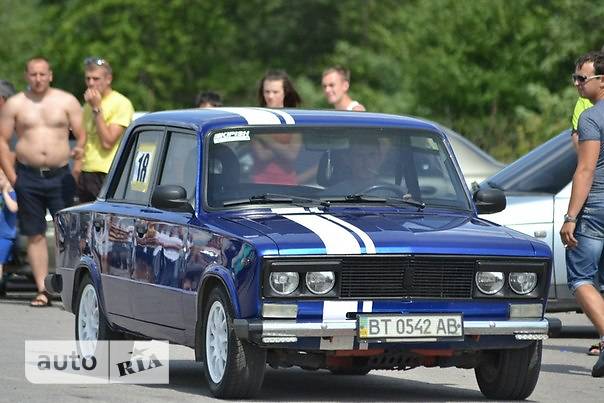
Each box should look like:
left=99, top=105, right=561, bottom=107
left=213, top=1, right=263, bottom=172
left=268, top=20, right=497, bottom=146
left=223, top=193, right=330, bottom=208
left=326, top=193, right=425, bottom=210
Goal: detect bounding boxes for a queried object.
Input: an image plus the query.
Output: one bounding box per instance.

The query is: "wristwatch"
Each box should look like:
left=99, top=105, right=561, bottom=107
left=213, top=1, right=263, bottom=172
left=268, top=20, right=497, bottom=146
left=564, top=214, right=577, bottom=223
left=92, top=107, right=102, bottom=114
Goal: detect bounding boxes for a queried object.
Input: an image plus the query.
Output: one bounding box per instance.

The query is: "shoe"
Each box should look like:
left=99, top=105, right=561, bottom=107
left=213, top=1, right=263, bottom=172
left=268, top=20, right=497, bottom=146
left=592, top=347, right=604, bottom=377
left=30, top=291, right=52, bottom=308
left=588, top=342, right=603, bottom=356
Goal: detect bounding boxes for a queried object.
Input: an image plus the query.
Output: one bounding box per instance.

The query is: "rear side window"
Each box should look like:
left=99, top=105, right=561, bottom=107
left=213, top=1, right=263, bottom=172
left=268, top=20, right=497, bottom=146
left=112, top=129, right=163, bottom=203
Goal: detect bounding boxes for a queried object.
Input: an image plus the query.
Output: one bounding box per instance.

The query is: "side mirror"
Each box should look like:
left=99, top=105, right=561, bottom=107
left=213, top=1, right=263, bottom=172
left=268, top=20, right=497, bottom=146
left=474, top=188, right=506, bottom=214
left=151, top=185, right=194, bottom=213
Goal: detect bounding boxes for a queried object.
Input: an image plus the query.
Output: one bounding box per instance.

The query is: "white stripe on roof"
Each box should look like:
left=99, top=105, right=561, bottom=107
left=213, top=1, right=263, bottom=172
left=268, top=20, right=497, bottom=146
left=220, top=107, right=281, bottom=124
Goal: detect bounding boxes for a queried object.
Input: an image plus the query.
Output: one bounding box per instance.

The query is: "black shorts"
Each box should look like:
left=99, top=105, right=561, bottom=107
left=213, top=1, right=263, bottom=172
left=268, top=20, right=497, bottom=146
left=14, top=162, right=76, bottom=236
left=77, top=171, right=107, bottom=203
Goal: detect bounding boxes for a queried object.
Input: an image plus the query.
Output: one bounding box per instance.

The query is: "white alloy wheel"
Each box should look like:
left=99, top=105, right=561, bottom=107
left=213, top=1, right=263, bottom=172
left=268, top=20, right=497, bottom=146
left=205, top=300, right=228, bottom=383
left=77, top=283, right=100, bottom=357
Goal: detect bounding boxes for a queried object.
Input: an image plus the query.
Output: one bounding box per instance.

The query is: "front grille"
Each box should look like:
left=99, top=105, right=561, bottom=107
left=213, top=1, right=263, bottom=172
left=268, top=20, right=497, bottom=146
left=339, top=256, right=475, bottom=299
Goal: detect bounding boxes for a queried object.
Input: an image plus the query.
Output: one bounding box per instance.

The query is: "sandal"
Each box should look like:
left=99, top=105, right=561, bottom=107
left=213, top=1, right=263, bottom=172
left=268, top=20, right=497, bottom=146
left=30, top=291, right=52, bottom=308
left=588, top=342, right=603, bottom=356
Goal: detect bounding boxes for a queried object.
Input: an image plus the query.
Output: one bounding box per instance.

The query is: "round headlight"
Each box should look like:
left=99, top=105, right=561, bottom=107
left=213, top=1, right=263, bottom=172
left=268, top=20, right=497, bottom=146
left=269, top=272, right=299, bottom=295
left=305, top=271, right=335, bottom=295
left=509, top=272, right=538, bottom=295
left=475, top=271, right=504, bottom=295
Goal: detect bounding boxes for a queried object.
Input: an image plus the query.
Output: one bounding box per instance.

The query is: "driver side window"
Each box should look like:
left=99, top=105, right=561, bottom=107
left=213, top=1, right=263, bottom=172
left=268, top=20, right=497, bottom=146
left=159, top=132, right=198, bottom=204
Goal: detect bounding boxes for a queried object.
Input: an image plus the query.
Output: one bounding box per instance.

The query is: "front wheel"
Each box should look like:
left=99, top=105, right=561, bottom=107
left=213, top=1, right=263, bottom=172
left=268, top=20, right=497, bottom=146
left=201, top=287, right=266, bottom=398
left=475, top=341, right=542, bottom=400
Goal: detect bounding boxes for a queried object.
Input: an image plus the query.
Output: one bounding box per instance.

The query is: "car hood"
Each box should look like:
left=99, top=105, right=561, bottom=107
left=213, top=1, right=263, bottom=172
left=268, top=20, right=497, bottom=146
left=223, top=208, right=537, bottom=256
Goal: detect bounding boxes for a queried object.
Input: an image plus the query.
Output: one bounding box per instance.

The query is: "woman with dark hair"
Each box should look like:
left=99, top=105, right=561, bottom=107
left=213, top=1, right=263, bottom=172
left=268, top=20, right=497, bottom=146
left=257, top=70, right=301, bottom=108
left=252, top=70, right=302, bottom=184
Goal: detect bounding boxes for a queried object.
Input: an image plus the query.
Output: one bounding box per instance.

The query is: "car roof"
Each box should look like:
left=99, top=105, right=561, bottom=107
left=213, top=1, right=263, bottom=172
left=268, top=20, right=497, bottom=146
left=133, top=107, right=444, bottom=134
left=481, top=129, right=575, bottom=194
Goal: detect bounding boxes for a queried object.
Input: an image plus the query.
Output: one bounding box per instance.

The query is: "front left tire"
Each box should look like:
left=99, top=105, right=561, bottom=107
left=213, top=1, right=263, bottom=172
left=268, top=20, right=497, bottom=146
left=201, top=287, right=266, bottom=398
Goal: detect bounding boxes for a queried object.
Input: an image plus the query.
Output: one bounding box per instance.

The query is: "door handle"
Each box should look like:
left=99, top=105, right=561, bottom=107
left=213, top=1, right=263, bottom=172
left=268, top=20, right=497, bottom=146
left=93, top=217, right=104, bottom=232
left=533, top=230, right=547, bottom=238
left=135, top=222, right=148, bottom=237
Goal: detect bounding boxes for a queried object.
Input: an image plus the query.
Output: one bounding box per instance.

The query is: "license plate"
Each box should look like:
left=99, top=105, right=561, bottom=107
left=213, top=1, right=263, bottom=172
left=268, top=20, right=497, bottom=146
left=358, top=314, right=463, bottom=339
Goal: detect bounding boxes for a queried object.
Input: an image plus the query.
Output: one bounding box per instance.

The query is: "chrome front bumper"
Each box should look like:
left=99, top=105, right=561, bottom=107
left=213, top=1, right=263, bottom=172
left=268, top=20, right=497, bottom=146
left=234, top=318, right=549, bottom=342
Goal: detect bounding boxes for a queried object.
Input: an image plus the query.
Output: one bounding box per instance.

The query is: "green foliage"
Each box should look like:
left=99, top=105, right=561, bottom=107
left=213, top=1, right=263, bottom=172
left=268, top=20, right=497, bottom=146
left=2, top=0, right=604, bottom=161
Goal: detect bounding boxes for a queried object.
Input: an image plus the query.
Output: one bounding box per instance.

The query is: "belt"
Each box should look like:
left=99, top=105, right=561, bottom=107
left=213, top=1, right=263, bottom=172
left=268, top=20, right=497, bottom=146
left=16, top=162, right=68, bottom=178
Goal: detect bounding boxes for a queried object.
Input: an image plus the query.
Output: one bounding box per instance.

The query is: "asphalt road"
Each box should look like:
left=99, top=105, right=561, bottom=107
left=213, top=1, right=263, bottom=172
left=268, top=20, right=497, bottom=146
left=1, top=292, right=604, bottom=402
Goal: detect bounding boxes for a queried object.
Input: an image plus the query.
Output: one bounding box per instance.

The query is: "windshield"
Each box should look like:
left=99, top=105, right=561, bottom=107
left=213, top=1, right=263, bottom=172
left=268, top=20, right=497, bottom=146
left=205, top=127, right=470, bottom=210
left=483, top=129, right=575, bottom=194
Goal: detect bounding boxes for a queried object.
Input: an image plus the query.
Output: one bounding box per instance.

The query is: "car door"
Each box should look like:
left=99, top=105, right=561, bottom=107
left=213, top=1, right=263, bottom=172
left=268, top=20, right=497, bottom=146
left=98, top=127, right=164, bottom=326
left=129, top=129, right=197, bottom=340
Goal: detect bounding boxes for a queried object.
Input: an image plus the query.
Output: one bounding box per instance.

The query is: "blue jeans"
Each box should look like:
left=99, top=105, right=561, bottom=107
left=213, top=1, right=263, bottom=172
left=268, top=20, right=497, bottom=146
left=566, top=194, right=604, bottom=293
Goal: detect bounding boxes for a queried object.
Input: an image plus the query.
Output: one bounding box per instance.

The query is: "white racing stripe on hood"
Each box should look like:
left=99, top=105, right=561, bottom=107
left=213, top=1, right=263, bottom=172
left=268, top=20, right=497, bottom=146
left=220, top=107, right=281, bottom=124
left=281, top=214, right=361, bottom=254
left=323, top=214, right=376, bottom=254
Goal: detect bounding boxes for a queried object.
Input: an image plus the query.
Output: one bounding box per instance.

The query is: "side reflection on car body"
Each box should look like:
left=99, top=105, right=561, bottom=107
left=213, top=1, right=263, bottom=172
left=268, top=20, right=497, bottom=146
left=48, top=108, right=551, bottom=400
left=479, top=129, right=578, bottom=311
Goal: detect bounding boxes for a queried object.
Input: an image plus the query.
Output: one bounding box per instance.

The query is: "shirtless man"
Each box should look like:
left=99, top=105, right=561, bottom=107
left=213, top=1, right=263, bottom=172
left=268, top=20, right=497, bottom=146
left=321, top=66, right=366, bottom=111
left=0, top=57, right=85, bottom=307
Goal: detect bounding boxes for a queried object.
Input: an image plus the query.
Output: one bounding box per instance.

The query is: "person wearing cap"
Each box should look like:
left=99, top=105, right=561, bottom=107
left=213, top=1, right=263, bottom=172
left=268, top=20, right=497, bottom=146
left=77, top=57, right=134, bottom=202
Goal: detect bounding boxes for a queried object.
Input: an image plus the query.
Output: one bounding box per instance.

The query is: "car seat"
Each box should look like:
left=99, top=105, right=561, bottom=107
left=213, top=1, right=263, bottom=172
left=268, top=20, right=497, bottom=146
left=207, top=144, right=240, bottom=206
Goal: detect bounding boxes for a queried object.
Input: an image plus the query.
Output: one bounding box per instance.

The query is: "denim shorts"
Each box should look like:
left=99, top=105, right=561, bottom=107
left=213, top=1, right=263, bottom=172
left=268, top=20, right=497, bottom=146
left=566, top=194, right=604, bottom=293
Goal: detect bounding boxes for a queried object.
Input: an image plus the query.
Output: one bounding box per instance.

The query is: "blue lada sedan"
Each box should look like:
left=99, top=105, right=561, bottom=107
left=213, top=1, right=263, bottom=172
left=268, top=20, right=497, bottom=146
left=47, top=108, right=551, bottom=400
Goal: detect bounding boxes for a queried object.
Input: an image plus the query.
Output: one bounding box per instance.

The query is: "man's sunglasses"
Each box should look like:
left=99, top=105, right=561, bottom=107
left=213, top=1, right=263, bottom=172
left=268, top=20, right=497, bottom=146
left=84, top=57, right=108, bottom=66
left=572, top=73, right=604, bottom=83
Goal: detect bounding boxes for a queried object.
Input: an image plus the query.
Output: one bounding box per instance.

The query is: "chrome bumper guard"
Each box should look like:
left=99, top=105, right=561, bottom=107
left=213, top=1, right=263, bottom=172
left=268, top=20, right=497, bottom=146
left=233, top=319, right=549, bottom=342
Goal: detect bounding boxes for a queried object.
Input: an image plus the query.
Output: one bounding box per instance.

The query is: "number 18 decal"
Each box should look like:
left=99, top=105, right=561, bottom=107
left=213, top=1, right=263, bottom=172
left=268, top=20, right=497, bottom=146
left=131, top=143, right=156, bottom=192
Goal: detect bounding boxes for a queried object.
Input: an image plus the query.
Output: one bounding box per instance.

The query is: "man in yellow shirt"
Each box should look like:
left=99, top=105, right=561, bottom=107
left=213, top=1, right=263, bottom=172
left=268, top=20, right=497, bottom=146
left=571, top=97, right=593, bottom=151
left=77, top=57, right=134, bottom=202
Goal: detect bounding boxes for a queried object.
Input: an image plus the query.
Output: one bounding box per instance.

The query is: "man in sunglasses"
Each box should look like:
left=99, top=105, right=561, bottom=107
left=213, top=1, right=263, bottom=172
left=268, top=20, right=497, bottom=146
left=560, top=51, right=604, bottom=377
left=570, top=47, right=604, bottom=152
left=0, top=57, right=86, bottom=307
left=76, top=57, right=133, bottom=202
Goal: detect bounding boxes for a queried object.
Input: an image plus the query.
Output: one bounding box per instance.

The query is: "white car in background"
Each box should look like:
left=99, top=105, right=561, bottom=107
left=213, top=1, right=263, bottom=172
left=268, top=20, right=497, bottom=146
left=479, top=129, right=577, bottom=311
left=440, top=126, right=505, bottom=187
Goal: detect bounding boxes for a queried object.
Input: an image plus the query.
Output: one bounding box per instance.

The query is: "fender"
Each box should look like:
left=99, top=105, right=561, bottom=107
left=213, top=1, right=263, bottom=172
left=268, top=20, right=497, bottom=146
left=194, top=264, right=241, bottom=361
left=71, top=256, right=112, bottom=327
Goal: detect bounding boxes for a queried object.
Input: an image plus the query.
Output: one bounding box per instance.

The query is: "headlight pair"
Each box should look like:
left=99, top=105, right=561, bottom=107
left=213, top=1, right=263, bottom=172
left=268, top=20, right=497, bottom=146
left=269, top=271, right=335, bottom=296
left=475, top=271, right=538, bottom=296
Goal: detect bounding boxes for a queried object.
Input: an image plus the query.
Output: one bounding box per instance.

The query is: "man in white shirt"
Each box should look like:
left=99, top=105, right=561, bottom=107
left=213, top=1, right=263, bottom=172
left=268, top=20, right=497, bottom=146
left=321, top=66, right=365, bottom=111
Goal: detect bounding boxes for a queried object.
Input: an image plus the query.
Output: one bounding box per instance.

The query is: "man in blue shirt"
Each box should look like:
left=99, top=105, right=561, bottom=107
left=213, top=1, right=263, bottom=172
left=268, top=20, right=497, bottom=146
left=560, top=51, right=604, bottom=377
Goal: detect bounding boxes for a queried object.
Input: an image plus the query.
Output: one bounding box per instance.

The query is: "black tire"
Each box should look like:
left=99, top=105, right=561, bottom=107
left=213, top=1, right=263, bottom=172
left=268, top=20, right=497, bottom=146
left=201, top=287, right=266, bottom=398
left=0, top=273, right=6, bottom=298
left=330, top=368, right=371, bottom=376
left=74, top=275, right=118, bottom=356
left=475, top=341, right=542, bottom=400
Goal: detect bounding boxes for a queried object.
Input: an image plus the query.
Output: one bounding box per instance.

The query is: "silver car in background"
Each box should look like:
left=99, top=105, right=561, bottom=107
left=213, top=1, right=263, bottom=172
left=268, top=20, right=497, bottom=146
left=479, top=129, right=577, bottom=311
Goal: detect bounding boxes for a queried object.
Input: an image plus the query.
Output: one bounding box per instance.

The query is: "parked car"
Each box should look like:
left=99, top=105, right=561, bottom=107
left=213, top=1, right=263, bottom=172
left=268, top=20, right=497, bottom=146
left=438, top=126, right=505, bottom=187
left=47, top=108, right=551, bottom=400
left=478, top=129, right=577, bottom=311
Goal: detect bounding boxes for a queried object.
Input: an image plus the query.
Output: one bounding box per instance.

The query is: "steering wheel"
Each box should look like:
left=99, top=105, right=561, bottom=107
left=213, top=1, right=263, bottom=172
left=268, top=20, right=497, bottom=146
left=359, top=184, right=407, bottom=198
